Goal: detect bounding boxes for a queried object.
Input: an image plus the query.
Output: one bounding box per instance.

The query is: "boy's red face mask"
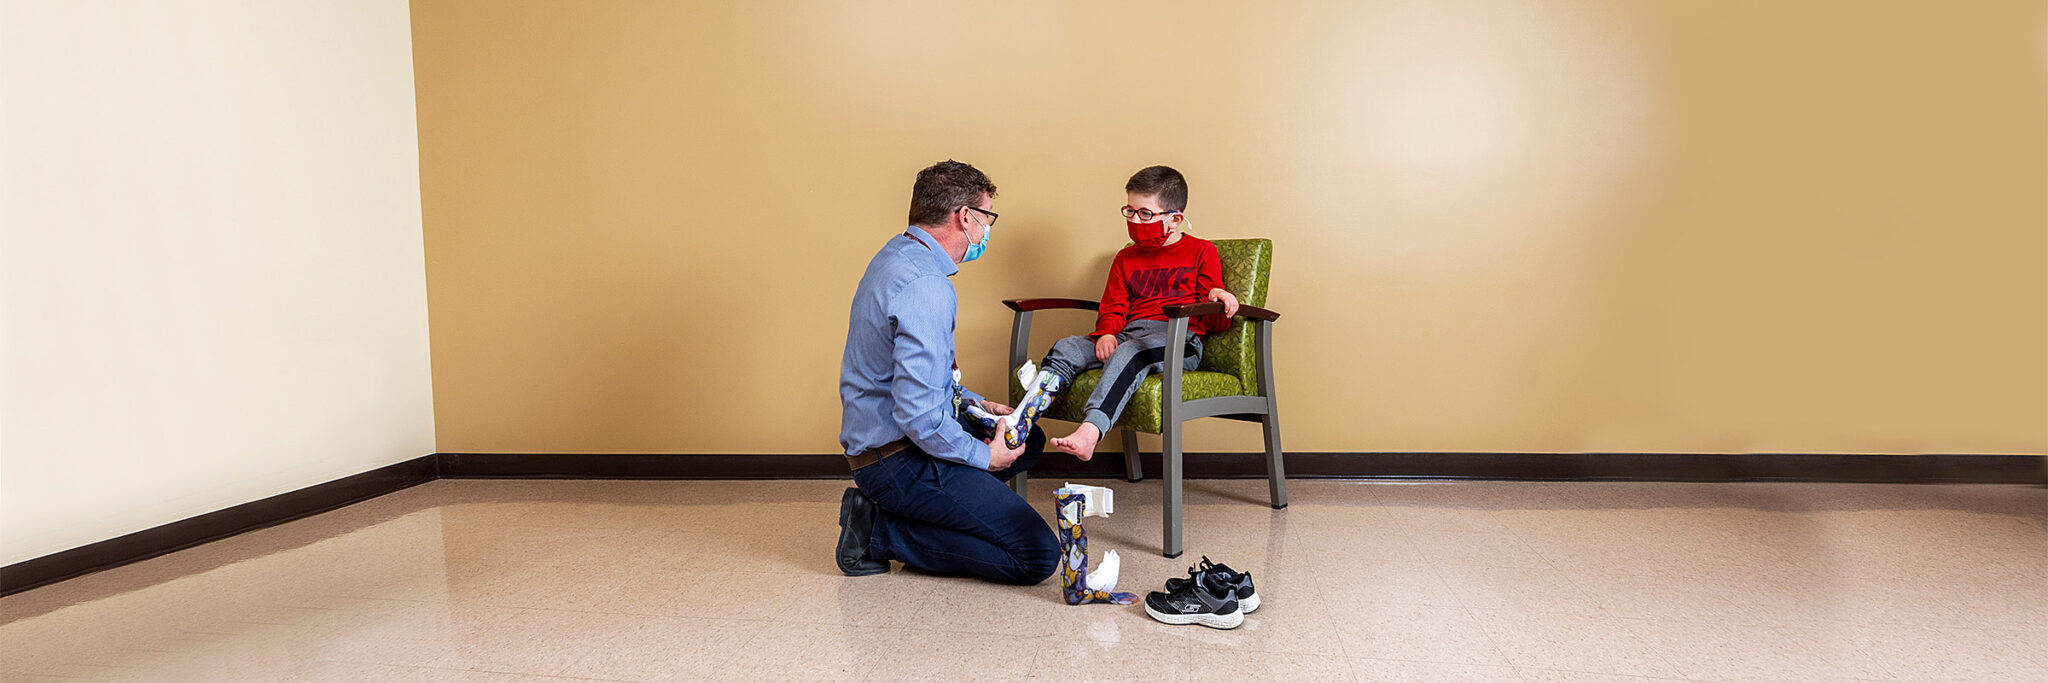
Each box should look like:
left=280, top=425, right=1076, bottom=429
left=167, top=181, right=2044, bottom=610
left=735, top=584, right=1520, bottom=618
left=1126, top=214, right=1175, bottom=247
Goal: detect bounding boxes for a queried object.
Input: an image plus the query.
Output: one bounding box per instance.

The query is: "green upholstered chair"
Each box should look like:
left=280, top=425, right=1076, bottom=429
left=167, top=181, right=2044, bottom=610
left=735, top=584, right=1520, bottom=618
left=1003, top=238, right=1284, bottom=558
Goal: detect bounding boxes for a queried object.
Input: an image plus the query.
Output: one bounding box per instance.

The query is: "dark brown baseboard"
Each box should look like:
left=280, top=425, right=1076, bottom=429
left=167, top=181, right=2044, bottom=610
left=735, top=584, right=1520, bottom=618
left=437, top=452, right=855, bottom=479
left=8, top=451, right=2041, bottom=597
left=1, top=455, right=438, bottom=597
left=438, top=451, right=2047, bottom=485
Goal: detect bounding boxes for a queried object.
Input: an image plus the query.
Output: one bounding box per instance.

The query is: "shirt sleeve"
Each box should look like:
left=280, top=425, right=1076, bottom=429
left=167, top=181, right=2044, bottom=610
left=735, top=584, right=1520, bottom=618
left=889, top=276, right=990, bottom=469
left=1092, top=252, right=1131, bottom=339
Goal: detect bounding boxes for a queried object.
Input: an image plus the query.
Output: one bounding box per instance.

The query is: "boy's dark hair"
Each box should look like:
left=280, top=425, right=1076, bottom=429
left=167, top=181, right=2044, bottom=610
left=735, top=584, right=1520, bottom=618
left=908, top=160, right=997, bottom=226
left=1125, top=165, right=1188, bottom=212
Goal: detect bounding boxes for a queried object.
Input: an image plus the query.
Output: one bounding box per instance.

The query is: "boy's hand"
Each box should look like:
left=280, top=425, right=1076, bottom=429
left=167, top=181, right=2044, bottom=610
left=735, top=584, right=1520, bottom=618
left=1208, top=288, right=1239, bottom=317
left=986, top=420, right=1025, bottom=471
left=1094, top=335, right=1118, bottom=362
left=979, top=400, right=1013, bottom=416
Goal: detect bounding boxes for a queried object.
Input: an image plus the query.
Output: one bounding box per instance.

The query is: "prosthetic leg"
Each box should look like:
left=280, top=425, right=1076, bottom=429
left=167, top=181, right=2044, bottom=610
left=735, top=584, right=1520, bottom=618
left=1054, top=486, right=1136, bottom=606
left=1001, top=361, right=1065, bottom=449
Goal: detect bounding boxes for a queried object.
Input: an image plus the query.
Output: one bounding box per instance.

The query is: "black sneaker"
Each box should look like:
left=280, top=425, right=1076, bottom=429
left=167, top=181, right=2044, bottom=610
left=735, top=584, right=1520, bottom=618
left=1165, top=556, right=1259, bottom=613
left=1144, top=576, right=1243, bottom=629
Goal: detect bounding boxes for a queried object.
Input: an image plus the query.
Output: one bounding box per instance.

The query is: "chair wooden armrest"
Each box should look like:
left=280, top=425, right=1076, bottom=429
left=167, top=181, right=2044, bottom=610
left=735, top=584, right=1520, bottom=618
left=1159, top=302, right=1280, bottom=322
left=1002, top=299, right=1100, bottom=401
left=1002, top=298, right=1100, bottom=312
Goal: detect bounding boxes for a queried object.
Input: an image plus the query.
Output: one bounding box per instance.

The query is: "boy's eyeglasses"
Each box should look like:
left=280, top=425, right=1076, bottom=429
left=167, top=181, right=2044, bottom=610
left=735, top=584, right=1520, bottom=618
left=967, top=206, right=999, bottom=226
left=1121, top=206, right=1178, bottom=222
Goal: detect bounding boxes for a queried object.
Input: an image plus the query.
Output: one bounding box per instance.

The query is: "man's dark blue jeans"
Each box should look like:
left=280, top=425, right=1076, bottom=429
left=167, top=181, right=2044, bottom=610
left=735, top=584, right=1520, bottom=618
left=852, top=427, right=1059, bottom=585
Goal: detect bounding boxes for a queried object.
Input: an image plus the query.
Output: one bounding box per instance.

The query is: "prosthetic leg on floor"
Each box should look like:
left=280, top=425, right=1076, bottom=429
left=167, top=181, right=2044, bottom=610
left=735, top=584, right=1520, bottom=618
left=1054, top=485, right=1135, bottom=606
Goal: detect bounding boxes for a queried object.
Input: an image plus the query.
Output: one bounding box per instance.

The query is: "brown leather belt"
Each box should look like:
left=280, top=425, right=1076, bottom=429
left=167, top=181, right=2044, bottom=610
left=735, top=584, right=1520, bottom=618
left=846, top=438, right=911, bottom=471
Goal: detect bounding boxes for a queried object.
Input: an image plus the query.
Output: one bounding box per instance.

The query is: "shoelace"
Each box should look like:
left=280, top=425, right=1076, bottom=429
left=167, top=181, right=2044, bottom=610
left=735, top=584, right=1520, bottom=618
left=1163, top=574, right=1214, bottom=604
left=1172, top=557, right=1242, bottom=602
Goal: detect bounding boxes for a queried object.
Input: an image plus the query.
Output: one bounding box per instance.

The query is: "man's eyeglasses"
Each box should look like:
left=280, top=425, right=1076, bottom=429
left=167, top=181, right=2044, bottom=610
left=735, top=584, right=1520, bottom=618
left=1121, top=206, right=1178, bottom=222
left=967, top=206, right=999, bottom=226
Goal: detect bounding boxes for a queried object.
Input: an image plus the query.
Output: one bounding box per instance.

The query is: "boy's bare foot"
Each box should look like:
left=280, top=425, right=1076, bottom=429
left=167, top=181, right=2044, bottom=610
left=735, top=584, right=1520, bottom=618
left=1051, top=424, right=1102, bottom=461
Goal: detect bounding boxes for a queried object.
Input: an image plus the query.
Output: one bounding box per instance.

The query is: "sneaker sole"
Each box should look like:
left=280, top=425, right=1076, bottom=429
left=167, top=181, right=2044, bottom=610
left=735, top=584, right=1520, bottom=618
left=1144, top=603, right=1244, bottom=630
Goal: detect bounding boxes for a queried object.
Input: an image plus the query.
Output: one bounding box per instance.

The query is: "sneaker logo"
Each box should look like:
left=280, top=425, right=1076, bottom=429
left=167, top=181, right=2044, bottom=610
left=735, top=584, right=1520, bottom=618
left=1180, top=605, right=1202, bottom=613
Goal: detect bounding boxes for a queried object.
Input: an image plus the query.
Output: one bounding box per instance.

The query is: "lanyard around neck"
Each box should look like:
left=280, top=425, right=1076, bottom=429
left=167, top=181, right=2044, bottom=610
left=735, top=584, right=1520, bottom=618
left=903, top=230, right=933, bottom=251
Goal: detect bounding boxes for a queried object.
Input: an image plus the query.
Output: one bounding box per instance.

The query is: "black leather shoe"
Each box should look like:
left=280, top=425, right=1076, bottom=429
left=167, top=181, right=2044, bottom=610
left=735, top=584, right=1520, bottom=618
left=837, top=487, right=889, bottom=576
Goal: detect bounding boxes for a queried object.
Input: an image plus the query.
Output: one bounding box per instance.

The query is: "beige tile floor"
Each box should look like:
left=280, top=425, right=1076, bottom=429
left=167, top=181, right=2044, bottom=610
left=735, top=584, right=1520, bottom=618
left=2, top=478, right=2043, bottom=682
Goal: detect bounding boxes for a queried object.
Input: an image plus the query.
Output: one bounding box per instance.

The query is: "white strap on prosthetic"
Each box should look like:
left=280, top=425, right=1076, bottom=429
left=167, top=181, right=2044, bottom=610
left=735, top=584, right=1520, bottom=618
left=1057, top=494, right=1121, bottom=593
left=1063, top=482, right=1113, bottom=517
left=1015, top=360, right=1039, bottom=390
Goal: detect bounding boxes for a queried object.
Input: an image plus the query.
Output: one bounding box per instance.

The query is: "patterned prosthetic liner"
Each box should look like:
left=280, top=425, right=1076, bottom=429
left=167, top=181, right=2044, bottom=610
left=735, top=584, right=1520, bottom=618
left=1003, top=362, right=1065, bottom=449
left=1054, top=488, right=1137, bottom=606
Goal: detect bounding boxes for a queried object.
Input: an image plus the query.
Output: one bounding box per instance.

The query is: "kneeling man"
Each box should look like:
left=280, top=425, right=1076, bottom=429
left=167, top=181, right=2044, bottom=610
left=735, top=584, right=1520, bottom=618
left=835, top=159, right=1058, bottom=585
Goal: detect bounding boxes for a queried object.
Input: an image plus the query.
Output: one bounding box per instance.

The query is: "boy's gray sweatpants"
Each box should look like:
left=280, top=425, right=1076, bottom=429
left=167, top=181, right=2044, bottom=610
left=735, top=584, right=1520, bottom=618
left=1040, top=318, right=1204, bottom=435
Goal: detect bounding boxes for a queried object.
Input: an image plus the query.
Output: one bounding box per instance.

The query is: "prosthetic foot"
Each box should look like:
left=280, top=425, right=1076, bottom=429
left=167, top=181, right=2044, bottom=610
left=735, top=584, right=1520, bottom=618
left=1002, top=361, right=1065, bottom=449
left=1053, top=487, right=1137, bottom=606
left=951, top=368, right=1001, bottom=441
left=956, top=395, right=1001, bottom=441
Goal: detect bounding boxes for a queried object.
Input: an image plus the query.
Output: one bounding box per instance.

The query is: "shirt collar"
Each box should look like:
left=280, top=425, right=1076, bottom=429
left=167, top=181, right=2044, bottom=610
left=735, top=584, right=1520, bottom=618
left=905, top=225, right=960, bottom=277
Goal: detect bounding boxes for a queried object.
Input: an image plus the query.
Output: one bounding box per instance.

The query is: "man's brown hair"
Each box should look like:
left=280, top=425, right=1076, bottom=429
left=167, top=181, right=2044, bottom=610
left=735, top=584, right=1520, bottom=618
left=908, top=160, right=997, bottom=226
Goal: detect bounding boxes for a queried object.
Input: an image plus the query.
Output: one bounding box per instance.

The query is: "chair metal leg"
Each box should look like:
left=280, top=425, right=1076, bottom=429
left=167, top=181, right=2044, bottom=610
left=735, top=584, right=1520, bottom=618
left=1160, top=317, right=1190, bottom=558
left=1121, top=429, right=1143, bottom=482
left=1161, top=420, right=1184, bottom=558
left=1263, top=411, right=1287, bottom=509
left=1010, top=471, right=1029, bottom=498
left=1254, top=318, right=1287, bottom=509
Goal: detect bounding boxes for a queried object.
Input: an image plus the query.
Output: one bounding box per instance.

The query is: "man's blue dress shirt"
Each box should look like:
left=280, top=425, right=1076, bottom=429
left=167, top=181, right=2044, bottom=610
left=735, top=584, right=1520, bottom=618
left=840, top=226, right=988, bottom=469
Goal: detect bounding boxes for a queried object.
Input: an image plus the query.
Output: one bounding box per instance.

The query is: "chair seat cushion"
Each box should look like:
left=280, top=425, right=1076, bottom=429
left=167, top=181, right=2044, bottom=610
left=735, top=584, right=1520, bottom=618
left=1012, top=370, right=1243, bottom=435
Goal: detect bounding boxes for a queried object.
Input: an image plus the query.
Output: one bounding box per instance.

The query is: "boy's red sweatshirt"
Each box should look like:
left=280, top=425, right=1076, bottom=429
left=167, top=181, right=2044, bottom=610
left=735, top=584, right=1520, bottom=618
left=1092, top=235, right=1231, bottom=339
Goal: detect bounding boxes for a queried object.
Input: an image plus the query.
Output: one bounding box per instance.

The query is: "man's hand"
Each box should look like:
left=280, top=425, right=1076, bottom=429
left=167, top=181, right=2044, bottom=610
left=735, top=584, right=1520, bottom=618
left=986, top=420, right=1025, bottom=471
left=1208, top=288, right=1239, bottom=317
left=1094, top=335, right=1119, bottom=362
left=979, top=399, right=1013, bottom=416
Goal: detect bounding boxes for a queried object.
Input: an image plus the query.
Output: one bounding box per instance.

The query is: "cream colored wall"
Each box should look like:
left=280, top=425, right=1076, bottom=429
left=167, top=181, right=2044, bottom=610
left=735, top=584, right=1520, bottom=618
left=412, top=0, right=2046, bottom=456
left=1, top=0, right=434, bottom=565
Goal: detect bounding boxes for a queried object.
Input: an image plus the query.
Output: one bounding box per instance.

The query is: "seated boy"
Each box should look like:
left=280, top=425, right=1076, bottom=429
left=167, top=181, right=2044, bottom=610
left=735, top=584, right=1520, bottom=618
left=1005, top=165, right=1239, bottom=458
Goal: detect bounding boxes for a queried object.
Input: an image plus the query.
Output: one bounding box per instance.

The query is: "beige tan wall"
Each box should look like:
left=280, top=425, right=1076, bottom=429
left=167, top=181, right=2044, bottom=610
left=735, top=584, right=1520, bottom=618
left=1, top=0, right=434, bottom=565
left=412, top=0, right=2047, bottom=456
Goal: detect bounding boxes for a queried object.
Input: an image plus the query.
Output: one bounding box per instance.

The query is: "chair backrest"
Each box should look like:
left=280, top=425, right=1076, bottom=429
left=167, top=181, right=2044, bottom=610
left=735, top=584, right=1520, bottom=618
left=1198, top=238, right=1272, bottom=395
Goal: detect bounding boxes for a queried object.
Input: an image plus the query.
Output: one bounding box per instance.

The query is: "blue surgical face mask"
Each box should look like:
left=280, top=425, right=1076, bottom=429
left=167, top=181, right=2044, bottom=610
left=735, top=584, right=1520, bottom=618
left=961, top=218, right=993, bottom=263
